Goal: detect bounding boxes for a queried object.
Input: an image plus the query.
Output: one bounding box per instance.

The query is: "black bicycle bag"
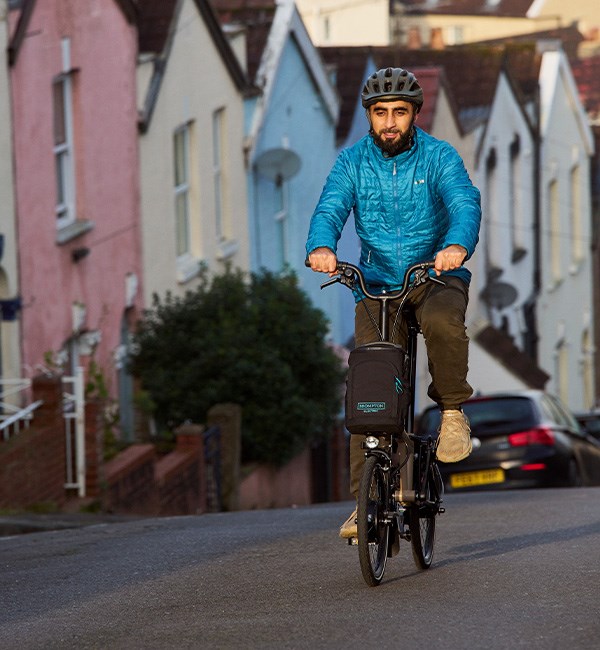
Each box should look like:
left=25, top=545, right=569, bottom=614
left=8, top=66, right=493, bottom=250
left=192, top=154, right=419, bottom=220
left=345, top=342, right=411, bottom=434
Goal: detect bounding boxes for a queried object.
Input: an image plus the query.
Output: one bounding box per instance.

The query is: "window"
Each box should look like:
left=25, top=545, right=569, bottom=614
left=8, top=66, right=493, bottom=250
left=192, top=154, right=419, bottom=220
left=212, top=108, right=227, bottom=242
left=548, top=179, right=561, bottom=282
left=582, top=329, right=593, bottom=409
left=570, top=165, right=582, bottom=266
left=509, top=135, right=526, bottom=260
left=484, top=148, right=501, bottom=277
left=173, top=125, right=191, bottom=257
left=274, top=179, right=287, bottom=268
left=53, top=74, right=75, bottom=228
left=445, top=25, right=464, bottom=45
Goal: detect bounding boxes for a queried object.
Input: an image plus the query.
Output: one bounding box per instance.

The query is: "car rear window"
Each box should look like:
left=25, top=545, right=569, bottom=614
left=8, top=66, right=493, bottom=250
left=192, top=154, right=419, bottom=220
left=417, top=397, right=538, bottom=437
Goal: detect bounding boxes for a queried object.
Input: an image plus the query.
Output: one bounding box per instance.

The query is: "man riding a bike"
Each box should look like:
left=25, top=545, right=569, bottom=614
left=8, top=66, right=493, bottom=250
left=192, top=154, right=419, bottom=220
left=306, top=66, right=482, bottom=539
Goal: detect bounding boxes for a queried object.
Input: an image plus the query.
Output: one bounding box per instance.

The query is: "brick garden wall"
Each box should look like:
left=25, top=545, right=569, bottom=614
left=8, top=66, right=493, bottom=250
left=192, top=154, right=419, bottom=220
left=0, top=372, right=345, bottom=515
left=0, top=375, right=66, bottom=510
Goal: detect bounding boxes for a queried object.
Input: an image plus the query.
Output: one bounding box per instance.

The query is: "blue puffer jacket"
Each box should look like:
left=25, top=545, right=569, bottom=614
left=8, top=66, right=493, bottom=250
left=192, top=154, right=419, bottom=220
left=306, top=127, right=481, bottom=293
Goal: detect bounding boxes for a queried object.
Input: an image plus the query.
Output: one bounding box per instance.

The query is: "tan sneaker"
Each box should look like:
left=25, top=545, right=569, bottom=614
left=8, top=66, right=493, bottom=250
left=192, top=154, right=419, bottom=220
left=436, top=409, right=472, bottom=463
left=339, top=508, right=358, bottom=539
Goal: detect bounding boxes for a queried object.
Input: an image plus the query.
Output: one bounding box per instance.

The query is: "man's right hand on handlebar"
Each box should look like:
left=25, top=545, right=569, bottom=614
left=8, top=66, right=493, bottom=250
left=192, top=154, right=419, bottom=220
left=308, top=247, right=338, bottom=276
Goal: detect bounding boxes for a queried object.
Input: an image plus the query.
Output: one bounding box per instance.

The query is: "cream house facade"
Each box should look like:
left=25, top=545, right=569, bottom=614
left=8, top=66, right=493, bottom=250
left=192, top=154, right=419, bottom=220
left=137, top=0, right=253, bottom=304
left=298, top=0, right=600, bottom=53
left=528, top=0, right=600, bottom=56
left=296, top=0, right=390, bottom=46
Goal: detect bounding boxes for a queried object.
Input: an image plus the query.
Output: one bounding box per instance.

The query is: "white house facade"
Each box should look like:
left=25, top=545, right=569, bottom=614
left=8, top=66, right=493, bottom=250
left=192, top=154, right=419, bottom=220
left=536, top=48, right=595, bottom=410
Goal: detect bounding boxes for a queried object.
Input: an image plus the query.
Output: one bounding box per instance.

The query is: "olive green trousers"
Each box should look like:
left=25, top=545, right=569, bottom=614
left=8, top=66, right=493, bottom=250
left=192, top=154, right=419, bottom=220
left=349, top=276, right=472, bottom=497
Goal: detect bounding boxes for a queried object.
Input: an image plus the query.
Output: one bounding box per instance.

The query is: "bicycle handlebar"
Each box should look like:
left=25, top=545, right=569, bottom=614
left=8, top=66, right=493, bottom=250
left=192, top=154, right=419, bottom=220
left=305, top=258, right=441, bottom=300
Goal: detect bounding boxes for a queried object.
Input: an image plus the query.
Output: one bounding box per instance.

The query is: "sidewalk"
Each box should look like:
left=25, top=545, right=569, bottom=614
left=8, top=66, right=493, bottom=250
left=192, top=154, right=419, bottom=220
left=0, top=512, right=145, bottom=537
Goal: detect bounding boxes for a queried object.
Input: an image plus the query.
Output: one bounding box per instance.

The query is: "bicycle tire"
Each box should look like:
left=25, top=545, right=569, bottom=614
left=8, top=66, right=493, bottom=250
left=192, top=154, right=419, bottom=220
left=357, top=455, right=390, bottom=586
left=409, top=460, right=439, bottom=570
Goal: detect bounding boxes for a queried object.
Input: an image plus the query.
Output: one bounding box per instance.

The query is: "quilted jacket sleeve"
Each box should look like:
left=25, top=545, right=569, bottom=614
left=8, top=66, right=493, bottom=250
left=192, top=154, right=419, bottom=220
left=435, top=142, right=481, bottom=260
left=305, top=150, right=356, bottom=256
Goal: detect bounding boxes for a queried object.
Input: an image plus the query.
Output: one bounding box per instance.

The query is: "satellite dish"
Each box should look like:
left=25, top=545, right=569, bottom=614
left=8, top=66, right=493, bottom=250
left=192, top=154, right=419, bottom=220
left=255, top=148, right=301, bottom=185
left=479, top=281, right=518, bottom=310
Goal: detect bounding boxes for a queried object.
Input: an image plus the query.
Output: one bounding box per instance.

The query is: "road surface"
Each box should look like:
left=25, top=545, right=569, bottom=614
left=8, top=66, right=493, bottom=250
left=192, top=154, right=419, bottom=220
left=1, top=488, right=599, bottom=649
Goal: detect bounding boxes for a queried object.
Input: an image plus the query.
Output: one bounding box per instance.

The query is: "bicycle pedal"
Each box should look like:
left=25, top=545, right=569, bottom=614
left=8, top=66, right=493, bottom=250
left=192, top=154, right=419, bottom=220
left=438, top=507, right=445, bottom=514
left=347, top=537, right=359, bottom=546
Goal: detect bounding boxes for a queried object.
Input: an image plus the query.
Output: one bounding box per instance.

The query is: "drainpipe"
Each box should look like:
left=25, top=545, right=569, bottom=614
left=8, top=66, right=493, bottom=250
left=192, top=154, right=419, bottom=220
left=531, top=82, right=542, bottom=363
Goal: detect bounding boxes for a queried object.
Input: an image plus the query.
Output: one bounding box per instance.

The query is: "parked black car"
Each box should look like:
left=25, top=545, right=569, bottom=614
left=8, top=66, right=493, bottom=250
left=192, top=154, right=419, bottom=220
left=416, top=390, right=600, bottom=491
left=573, top=410, right=600, bottom=441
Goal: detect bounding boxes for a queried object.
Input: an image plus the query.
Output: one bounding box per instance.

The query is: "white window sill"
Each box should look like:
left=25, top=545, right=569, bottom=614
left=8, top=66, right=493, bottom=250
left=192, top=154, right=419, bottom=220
left=176, top=253, right=202, bottom=284
left=56, top=219, right=94, bottom=245
left=547, top=277, right=564, bottom=293
left=216, top=239, right=239, bottom=261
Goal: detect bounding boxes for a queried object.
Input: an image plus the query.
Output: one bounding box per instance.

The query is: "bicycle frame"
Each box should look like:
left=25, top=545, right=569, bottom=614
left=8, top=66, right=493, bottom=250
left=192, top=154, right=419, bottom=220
left=312, top=258, right=445, bottom=582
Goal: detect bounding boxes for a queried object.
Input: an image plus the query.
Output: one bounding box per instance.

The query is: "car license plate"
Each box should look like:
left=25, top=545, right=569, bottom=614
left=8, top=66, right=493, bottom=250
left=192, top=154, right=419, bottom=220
left=450, top=468, right=505, bottom=489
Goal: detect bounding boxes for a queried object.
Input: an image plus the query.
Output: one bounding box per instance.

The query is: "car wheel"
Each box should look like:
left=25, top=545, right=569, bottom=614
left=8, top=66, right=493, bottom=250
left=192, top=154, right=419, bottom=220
left=567, top=458, right=583, bottom=487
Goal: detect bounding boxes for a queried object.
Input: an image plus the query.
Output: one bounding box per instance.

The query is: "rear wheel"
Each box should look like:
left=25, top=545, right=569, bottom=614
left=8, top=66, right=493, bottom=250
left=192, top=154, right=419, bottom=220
left=409, top=461, right=438, bottom=569
left=357, top=455, right=390, bottom=586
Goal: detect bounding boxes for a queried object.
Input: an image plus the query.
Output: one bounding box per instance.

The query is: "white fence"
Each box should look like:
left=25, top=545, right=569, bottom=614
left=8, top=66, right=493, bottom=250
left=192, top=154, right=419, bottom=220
left=63, top=368, right=86, bottom=497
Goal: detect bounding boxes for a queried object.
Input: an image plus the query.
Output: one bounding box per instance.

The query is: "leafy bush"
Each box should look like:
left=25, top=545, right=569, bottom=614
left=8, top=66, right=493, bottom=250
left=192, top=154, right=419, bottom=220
left=130, top=266, right=344, bottom=465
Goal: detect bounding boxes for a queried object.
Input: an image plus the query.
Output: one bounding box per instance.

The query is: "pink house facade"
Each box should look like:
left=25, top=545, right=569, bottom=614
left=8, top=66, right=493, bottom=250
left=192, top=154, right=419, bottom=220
left=8, top=0, right=142, bottom=430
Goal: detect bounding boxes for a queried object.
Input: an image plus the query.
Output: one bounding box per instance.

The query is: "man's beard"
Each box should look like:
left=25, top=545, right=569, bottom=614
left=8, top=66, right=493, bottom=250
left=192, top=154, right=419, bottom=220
left=372, top=125, right=414, bottom=156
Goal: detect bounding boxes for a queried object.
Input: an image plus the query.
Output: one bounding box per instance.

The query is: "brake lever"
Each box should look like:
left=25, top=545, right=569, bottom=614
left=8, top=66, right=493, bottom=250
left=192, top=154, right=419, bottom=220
left=320, top=275, right=341, bottom=289
left=413, top=266, right=445, bottom=287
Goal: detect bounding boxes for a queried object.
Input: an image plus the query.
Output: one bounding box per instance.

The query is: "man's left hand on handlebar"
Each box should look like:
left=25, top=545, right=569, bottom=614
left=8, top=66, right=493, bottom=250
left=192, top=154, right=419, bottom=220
left=434, top=244, right=467, bottom=276
left=308, top=247, right=338, bottom=276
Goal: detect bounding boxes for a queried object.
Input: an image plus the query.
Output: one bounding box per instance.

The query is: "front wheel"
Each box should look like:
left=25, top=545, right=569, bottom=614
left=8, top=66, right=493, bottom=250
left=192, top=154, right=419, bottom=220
left=357, top=455, right=390, bottom=586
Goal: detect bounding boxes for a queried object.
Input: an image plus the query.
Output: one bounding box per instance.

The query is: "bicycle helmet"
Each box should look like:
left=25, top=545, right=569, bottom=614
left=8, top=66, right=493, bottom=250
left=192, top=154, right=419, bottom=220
left=361, top=67, right=423, bottom=112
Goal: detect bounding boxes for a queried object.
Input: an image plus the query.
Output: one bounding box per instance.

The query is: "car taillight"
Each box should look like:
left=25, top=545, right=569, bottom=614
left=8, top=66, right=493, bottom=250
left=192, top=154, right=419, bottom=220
left=508, top=427, right=555, bottom=447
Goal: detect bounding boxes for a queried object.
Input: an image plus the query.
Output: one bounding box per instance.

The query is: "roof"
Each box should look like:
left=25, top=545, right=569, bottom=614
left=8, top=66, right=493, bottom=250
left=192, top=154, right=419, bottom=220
left=320, top=43, right=542, bottom=140
left=136, top=0, right=178, bottom=54
left=399, top=0, right=535, bottom=18
left=571, top=55, right=600, bottom=124
left=474, top=24, right=583, bottom=61
left=212, top=0, right=339, bottom=157
left=8, top=0, right=138, bottom=66
left=136, top=0, right=255, bottom=132
left=475, top=324, right=550, bottom=389
left=210, top=0, right=277, bottom=82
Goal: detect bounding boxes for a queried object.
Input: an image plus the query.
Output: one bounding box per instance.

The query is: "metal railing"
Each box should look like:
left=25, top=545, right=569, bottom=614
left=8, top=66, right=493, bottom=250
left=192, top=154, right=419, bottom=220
left=0, top=377, right=41, bottom=441
left=204, top=425, right=222, bottom=512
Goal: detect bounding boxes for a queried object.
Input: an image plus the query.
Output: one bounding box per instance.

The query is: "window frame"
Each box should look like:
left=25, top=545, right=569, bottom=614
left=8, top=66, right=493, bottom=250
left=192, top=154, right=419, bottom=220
left=53, top=72, right=76, bottom=230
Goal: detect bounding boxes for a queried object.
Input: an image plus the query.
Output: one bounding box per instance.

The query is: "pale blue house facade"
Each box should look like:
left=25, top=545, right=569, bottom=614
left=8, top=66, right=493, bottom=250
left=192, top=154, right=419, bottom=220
left=216, top=0, right=345, bottom=342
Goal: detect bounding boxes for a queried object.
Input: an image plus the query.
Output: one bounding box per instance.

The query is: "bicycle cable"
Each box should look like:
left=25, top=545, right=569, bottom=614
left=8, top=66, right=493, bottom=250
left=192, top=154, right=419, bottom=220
left=358, top=297, right=383, bottom=342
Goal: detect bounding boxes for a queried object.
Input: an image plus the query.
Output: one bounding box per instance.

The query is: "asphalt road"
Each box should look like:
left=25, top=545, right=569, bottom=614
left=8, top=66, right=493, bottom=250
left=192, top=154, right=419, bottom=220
left=1, top=488, right=599, bottom=649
